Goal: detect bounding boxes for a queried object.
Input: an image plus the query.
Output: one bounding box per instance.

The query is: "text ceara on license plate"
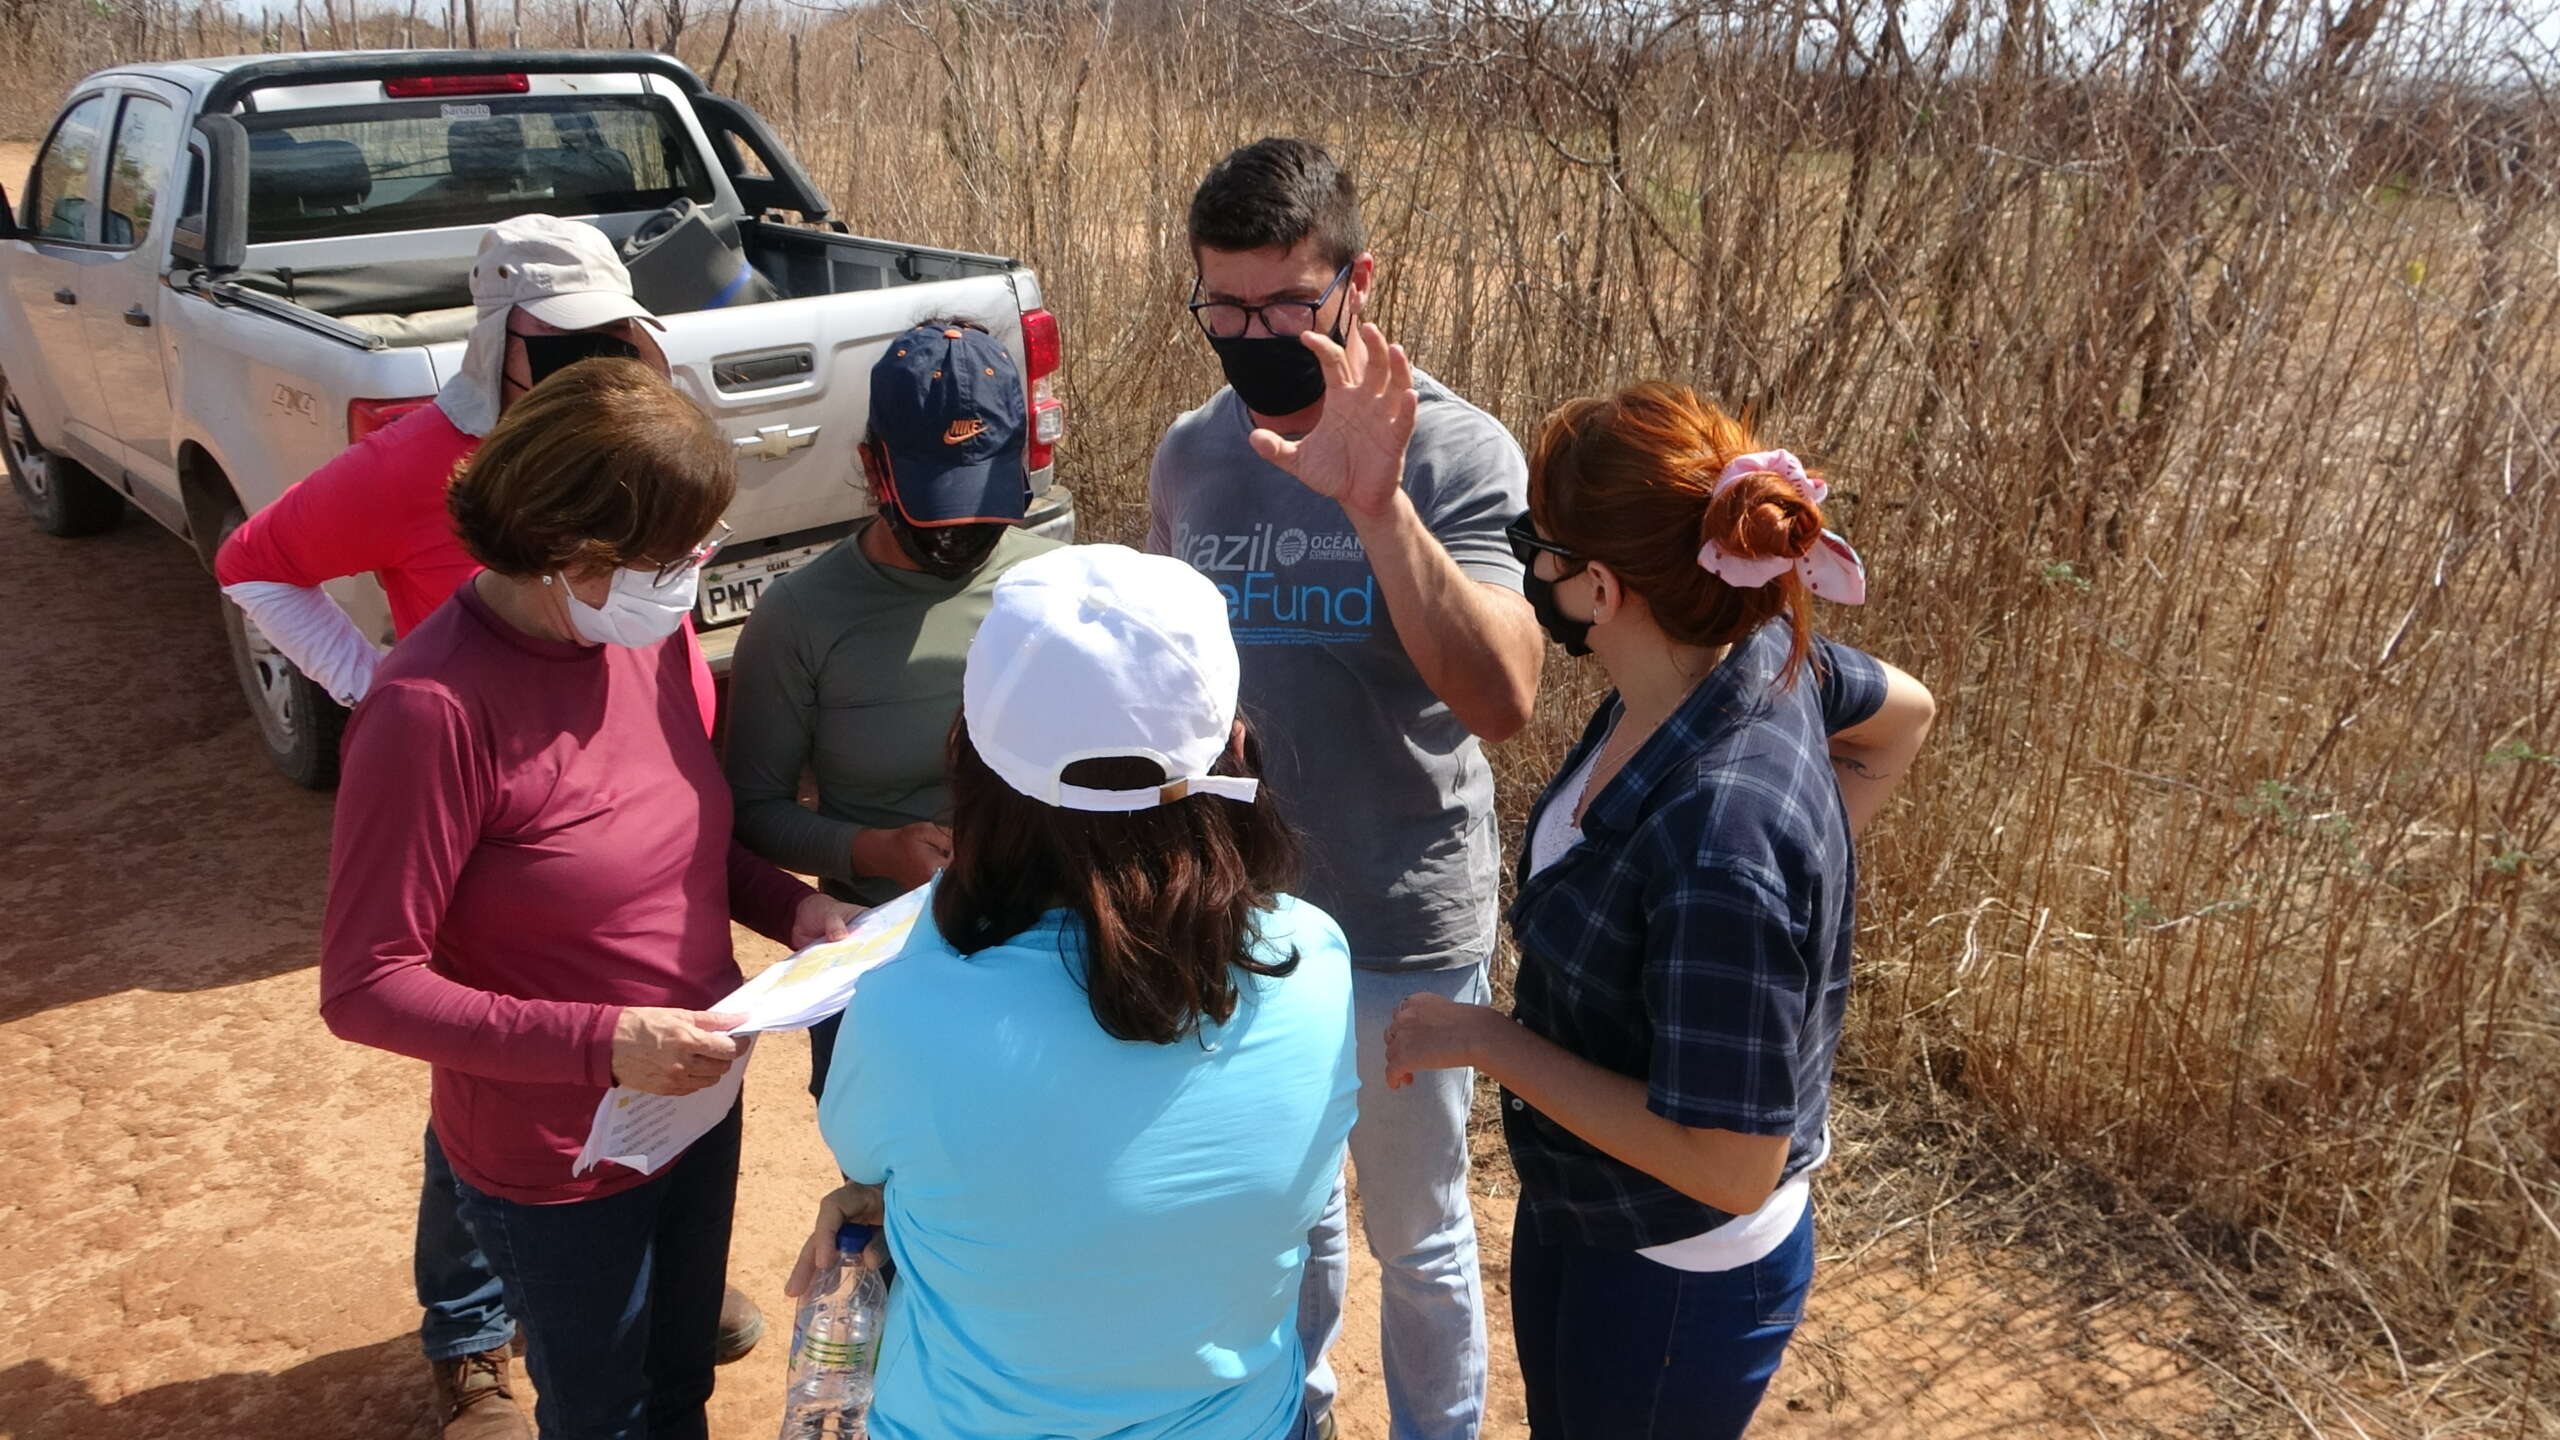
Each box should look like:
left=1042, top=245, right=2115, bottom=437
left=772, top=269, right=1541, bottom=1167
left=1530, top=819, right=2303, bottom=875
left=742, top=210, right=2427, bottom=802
left=696, top=541, right=833, bottom=626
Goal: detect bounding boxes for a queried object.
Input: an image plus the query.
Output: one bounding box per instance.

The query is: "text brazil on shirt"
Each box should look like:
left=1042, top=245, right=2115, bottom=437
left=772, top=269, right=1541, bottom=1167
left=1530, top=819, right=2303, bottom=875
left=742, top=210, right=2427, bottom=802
left=1146, top=369, right=1529, bottom=972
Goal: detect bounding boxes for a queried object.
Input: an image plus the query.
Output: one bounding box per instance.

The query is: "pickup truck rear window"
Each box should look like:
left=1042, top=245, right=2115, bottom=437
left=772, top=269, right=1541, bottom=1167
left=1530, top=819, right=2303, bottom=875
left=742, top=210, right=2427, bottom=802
left=240, top=94, right=715, bottom=243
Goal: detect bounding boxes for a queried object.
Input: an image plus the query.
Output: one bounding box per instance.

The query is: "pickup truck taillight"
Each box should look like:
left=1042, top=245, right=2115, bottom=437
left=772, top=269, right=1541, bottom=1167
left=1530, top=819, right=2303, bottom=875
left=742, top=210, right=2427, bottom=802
left=383, top=74, right=530, bottom=98
left=348, top=397, right=434, bottom=444
left=1021, top=307, right=1064, bottom=473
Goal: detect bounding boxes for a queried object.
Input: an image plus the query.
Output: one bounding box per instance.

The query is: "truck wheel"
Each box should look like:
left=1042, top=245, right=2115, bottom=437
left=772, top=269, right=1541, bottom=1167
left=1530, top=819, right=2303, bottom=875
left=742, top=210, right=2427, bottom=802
left=2, top=372, right=125, bottom=538
left=216, top=505, right=349, bottom=789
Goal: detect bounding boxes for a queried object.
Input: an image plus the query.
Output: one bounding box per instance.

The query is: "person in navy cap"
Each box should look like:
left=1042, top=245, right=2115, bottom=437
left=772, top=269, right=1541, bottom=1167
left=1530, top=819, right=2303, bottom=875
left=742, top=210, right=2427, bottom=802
left=725, top=319, right=1063, bottom=1100
left=861, top=321, right=1045, bottom=575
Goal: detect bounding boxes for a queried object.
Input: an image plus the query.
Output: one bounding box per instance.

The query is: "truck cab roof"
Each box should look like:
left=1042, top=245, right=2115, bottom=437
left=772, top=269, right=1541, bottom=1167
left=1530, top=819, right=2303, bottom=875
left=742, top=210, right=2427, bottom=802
left=91, top=50, right=367, bottom=79
left=71, top=50, right=706, bottom=114
left=78, top=51, right=451, bottom=98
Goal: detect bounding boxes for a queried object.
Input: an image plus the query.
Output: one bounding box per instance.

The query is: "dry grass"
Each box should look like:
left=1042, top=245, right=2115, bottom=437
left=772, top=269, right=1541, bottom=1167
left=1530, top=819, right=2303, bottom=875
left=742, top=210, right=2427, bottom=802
left=8, top=0, right=2558, bottom=1431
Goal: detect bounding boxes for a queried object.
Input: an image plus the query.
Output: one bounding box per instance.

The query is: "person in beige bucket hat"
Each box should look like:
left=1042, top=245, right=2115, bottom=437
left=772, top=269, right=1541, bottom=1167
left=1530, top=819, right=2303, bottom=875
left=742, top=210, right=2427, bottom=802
left=434, top=213, right=668, bottom=437
left=216, top=216, right=763, bottom=1440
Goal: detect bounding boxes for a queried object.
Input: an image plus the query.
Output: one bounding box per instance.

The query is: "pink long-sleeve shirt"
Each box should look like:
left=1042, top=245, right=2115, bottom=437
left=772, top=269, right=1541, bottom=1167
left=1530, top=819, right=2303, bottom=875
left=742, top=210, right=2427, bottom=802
left=320, top=579, right=810, bottom=1204
left=216, top=404, right=485, bottom=635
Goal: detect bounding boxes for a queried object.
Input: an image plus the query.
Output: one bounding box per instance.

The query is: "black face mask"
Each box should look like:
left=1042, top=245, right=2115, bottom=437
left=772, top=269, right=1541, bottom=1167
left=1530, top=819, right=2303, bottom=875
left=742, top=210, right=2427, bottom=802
left=1209, top=332, right=1335, bottom=419
left=882, top=508, right=1008, bottom=581
left=1523, top=567, right=1594, bottom=656
left=518, top=331, right=643, bottom=388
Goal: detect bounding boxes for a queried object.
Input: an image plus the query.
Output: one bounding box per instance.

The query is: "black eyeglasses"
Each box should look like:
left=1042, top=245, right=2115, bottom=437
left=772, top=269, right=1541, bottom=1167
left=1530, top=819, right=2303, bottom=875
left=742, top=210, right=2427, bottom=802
left=1188, top=264, right=1354, bottom=341
left=1505, top=511, right=1582, bottom=570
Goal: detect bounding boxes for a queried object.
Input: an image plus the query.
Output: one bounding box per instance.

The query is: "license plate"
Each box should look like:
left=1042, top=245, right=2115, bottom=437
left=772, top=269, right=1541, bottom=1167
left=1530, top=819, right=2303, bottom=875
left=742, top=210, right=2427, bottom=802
left=696, top=540, right=834, bottom=627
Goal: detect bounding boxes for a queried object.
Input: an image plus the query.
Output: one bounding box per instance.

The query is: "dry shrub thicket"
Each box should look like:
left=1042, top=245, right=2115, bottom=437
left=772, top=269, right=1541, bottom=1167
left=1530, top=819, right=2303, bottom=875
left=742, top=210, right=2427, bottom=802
left=8, top=0, right=2558, bottom=1427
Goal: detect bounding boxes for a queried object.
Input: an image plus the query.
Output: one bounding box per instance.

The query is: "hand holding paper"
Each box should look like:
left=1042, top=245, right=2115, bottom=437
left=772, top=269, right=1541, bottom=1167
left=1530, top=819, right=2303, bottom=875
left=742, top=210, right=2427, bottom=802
left=788, top=893, right=866, bottom=950
left=609, top=1007, right=747, bottom=1095
left=574, top=886, right=931, bottom=1176
left=717, top=885, right=928, bottom=1035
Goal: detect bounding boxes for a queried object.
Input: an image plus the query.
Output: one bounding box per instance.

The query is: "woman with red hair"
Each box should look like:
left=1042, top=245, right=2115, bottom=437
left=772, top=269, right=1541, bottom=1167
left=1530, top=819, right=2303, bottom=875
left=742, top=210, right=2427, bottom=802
left=1372, top=379, right=1937, bottom=1436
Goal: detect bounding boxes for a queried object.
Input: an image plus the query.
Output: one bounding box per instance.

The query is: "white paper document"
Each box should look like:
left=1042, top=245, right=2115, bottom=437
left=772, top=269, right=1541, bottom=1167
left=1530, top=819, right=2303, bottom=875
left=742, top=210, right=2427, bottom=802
left=719, top=884, right=930, bottom=1035
left=571, top=1036, right=755, bottom=1177
left=573, top=886, right=930, bottom=1176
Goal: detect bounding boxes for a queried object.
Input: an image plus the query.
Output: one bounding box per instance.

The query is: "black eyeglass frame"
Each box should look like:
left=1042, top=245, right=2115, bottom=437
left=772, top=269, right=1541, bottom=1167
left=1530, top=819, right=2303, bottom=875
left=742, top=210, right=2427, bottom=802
left=1187, top=263, right=1356, bottom=341
left=1505, top=511, right=1585, bottom=572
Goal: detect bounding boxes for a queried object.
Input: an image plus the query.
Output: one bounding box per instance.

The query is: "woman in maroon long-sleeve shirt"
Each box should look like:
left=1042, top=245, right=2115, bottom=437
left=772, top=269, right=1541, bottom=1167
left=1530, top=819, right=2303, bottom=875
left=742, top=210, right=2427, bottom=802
left=321, top=358, right=857, bottom=1440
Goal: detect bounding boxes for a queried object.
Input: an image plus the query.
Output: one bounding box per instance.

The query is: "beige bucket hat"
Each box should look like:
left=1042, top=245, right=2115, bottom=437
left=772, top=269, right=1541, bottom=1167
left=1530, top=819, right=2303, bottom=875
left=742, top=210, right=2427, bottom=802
left=435, top=214, right=664, bottom=437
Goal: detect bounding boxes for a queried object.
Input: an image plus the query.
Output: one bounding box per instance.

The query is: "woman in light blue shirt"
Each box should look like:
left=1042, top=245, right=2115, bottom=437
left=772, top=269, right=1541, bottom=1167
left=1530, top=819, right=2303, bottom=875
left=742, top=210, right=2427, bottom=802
left=787, top=545, right=1358, bottom=1440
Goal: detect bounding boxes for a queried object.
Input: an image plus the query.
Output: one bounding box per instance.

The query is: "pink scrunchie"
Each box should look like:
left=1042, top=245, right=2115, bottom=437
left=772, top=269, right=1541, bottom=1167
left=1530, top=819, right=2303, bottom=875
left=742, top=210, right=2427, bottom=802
left=1695, top=449, right=1868, bottom=604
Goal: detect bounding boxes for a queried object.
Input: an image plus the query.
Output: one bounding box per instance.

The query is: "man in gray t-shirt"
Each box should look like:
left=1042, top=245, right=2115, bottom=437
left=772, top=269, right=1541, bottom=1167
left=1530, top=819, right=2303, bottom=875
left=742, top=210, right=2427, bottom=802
left=1147, top=138, right=1540, bottom=1440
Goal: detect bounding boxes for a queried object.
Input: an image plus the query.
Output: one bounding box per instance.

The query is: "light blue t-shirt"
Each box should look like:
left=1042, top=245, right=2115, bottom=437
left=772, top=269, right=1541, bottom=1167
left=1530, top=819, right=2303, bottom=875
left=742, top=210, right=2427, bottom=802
left=820, top=888, right=1359, bottom=1440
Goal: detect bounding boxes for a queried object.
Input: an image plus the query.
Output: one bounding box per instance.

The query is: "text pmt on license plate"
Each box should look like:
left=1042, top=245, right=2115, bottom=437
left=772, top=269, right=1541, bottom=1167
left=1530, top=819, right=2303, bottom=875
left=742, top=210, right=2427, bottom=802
left=695, top=541, right=833, bottom=626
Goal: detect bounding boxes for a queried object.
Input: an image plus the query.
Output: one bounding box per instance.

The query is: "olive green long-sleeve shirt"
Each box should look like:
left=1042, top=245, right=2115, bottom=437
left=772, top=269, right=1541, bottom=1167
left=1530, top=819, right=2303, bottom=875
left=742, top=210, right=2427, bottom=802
left=723, top=520, right=1060, bottom=905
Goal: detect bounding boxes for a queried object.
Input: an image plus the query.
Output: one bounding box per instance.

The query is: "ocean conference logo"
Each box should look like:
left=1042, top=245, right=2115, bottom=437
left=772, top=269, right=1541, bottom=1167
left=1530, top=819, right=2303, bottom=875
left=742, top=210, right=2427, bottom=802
left=1170, top=520, right=1375, bottom=642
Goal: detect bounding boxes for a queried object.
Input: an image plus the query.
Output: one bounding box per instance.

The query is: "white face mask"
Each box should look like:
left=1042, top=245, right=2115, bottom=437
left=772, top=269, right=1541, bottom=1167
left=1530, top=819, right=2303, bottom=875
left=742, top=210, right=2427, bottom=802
left=560, top=563, right=699, bottom=648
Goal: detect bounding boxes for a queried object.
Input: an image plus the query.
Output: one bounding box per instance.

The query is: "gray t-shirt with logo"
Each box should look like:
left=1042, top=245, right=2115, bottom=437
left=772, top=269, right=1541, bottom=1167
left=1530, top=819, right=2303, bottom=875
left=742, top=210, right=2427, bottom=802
left=1147, top=371, right=1529, bottom=972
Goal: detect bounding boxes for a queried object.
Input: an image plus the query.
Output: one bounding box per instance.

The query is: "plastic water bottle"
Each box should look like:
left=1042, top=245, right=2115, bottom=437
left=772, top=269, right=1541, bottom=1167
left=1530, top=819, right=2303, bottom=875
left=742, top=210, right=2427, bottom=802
left=777, top=1222, right=886, bottom=1439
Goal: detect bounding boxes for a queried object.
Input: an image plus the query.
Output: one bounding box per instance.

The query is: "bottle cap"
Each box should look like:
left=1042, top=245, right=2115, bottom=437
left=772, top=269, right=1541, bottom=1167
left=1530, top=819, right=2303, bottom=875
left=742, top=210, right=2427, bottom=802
left=836, top=1221, right=874, bottom=1253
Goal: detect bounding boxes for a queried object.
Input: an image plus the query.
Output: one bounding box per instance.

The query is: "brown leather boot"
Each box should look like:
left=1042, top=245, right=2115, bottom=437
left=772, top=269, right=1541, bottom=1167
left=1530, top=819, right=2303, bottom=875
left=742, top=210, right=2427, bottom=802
left=716, top=1283, right=766, bottom=1365
left=430, top=1345, right=530, bottom=1440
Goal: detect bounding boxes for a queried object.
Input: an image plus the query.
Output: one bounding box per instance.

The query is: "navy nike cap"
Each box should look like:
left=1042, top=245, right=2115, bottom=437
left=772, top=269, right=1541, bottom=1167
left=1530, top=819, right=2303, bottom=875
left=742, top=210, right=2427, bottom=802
left=869, top=323, right=1030, bottom=527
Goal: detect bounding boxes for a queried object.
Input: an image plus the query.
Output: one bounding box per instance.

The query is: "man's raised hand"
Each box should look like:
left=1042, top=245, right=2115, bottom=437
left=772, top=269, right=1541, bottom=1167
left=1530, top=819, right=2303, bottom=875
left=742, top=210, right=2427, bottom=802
left=1249, top=322, right=1419, bottom=523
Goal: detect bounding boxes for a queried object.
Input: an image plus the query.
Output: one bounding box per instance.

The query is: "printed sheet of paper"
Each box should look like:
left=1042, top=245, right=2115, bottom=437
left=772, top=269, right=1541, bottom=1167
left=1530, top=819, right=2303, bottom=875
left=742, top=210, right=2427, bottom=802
left=720, top=885, right=929, bottom=1035
left=573, top=886, right=928, bottom=1176
left=571, top=1035, right=753, bottom=1176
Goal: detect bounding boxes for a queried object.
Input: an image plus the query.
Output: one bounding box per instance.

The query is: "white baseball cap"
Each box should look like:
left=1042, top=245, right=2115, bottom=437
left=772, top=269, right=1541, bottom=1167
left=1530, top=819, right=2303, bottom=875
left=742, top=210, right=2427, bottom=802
left=963, top=545, right=1262, bottom=812
left=436, top=214, right=665, bottom=436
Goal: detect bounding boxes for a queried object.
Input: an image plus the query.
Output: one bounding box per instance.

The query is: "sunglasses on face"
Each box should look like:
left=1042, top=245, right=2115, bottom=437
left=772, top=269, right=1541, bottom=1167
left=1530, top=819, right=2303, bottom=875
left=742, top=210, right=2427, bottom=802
left=1505, top=511, right=1582, bottom=570
left=509, top=327, right=646, bottom=390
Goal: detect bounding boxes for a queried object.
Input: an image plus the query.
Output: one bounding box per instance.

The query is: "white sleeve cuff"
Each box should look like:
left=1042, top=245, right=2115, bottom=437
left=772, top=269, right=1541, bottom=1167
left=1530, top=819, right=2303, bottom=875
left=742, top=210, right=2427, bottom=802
left=219, top=581, right=387, bottom=707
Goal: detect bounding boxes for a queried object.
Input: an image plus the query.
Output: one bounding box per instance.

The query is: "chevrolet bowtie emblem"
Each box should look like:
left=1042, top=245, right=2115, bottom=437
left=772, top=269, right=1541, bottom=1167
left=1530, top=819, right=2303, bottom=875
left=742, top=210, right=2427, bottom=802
left=736, top=423, right=819, bottom=461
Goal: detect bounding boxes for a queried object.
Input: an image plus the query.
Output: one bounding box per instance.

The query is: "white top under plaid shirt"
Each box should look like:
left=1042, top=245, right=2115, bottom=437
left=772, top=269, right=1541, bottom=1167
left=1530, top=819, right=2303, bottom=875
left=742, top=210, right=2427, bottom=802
left=1502, top=622, right=1887, bottom=1249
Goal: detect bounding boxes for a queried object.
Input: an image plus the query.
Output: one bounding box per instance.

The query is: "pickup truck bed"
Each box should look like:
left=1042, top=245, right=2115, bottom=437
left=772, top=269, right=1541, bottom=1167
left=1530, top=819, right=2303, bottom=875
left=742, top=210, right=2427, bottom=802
left=232, top=215, right=1040, bottom=342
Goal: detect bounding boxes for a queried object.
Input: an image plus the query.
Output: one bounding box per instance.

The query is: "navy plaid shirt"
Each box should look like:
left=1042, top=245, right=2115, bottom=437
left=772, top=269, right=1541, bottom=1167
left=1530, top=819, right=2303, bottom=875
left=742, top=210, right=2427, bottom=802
left=1502, top=623, right=1886, bottom=1249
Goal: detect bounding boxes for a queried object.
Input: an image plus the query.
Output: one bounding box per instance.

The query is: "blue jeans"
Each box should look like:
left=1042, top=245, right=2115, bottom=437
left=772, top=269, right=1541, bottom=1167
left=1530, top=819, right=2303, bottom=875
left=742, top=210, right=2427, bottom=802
left=452, top=1105, right=743, bottom=1440
left=1511, top=1200, right=1814, bottom=1439
left=1297, top=962, right=1491, bottom=1440
left=419, top=1127, right=515, bottom=1361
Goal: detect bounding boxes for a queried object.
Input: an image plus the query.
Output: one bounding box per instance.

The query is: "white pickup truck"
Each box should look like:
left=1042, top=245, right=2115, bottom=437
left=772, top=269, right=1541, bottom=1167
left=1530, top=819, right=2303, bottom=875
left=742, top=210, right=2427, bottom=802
left=0, top=48, right=1071, bottom=785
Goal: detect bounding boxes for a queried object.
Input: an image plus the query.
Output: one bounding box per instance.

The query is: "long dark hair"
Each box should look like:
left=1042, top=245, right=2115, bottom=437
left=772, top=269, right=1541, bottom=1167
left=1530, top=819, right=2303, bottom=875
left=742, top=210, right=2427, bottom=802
left=934, top=719, right=1302, bottom=1045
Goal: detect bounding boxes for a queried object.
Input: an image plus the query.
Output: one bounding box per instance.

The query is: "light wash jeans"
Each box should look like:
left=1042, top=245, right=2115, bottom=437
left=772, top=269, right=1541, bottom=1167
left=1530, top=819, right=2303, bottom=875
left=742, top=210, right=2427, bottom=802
left=1298, top=961, right=1491, bottom=1440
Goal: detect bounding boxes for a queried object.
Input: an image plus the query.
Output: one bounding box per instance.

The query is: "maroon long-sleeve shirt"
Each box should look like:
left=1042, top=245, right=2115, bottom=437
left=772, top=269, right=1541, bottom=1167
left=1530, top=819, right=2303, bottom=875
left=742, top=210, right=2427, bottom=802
left=321, top=579, right=811, bottom=1203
